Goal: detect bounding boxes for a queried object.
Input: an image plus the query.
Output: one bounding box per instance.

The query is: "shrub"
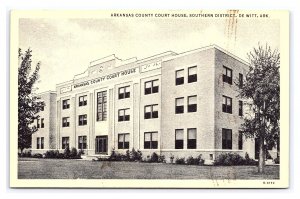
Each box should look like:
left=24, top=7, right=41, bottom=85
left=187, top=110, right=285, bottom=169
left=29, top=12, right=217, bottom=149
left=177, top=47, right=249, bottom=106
left=19, top=151, right=32, bottom=158
left=32, top=153, right=43, bottom=158
left=274, top=157, right=280, bottom=164
left=130, top=148, right=143, bottom=161
left=169, top=154, right=175, bottom=163
left=70, top=147, right=79, bottom=158
left=63, top=147, right=71, bottom=159
left=244, top=152, right=257, bottom=165
left=78, top=149, right=85, bottom=157
left=45, top=150, right=59, bottom=158
left=214, top=153, right=257, bottom=166
left=150, top=152, right=159, bottom=162
left=186, top=155, right=205, bottom=165
left=158, top=154, right=166, bottom=163
left=175, top=157, right=185, bottom=165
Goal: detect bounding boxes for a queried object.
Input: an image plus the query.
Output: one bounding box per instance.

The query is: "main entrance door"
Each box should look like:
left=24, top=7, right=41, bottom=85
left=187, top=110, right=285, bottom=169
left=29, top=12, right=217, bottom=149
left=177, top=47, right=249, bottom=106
left=95, top=136, right=108, bottom=154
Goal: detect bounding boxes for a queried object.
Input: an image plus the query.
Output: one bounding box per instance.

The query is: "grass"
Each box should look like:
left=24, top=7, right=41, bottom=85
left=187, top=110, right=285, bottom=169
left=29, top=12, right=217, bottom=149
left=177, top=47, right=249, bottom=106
left=18, top=158, right=279, bottom=179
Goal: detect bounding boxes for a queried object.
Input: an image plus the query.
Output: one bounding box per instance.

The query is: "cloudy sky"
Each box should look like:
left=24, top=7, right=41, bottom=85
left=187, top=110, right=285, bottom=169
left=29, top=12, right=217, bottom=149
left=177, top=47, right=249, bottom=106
left=19, top=16, right=280, bottom=93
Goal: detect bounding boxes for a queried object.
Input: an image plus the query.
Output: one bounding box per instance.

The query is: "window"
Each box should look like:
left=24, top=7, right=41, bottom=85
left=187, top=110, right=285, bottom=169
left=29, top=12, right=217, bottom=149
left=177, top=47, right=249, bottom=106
left=222, top=128, right=232, bottom=149
left=175, top=69, right=184, bottom=85
left=37, top=118, right=40, bottom=128
left=97, top=91, right=107, bottom=121
left=239, top=73, right=243, bottom=88
left=175, top=129, right=184, bottom=149
left=62, top=99, right=70, bottom=109
left=78, top=114, right=87, bottom=126
left=62, top=117, right=70, bottom=127
left=78, top=136, right=87, bottom=150
left=41, top=118, right=44, bottom=128
left=41, top=137, right=44, bottom=149
left=118, top=109, right=130, bottom=122
left=144, top=79, right=159, bottom=95
left=188, top=95, right=197, bottom=112
left=119, top=86, right=130, bottom=99
left=188, top=66, right=197, bottom=83
left=79, top=95, right=87, bottom=106
left=175, top=97, right=184, bottom=114
left=62, top=137, right=69, bottom=149
left=238, top=131, right=243, bottom=150
left=144, top=104, right=158, bottom=119
left=118, top=133, right=130, bottom=149
left=187, top=128, right=197, bottom=149
left=223, top=66, right=232, bottom=85
left=222, top=95, right=232, bottom=114
left=144, top=132, right=158, bottom=149
left=37, top=137, right=40, bottom=149
left=239, top=100, right=243, bottom=116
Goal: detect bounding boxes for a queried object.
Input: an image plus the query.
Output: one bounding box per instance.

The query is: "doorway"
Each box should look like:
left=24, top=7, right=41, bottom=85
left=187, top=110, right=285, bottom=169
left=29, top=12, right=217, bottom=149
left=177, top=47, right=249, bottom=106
left=95, top=136, right=108, bottom=154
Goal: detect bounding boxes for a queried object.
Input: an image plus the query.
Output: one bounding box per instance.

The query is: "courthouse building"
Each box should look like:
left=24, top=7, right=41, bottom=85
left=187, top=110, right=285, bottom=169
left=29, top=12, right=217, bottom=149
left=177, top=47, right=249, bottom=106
left=31, top=45, right=257, bottom=162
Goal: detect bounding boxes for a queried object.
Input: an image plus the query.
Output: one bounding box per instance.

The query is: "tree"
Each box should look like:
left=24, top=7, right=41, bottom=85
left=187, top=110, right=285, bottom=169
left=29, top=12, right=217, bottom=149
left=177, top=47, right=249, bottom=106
left=239, top=44, right=280, bottom=173
left=18, top=48, right=44, bottom=153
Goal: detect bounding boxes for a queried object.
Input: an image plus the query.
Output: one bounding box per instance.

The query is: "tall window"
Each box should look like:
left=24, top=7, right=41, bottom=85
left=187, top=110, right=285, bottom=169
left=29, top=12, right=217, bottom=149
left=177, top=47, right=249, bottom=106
left=62, top=117, right=70, bottom=127
left=144, top=104, right=158, bottom=119
left=239, top=73, right=243, bottom=88
left=41, top=137, right=44, bottom=149
left=188, top=66, right=197, bottom=83
left=188, top=95, right=197, bottom=112
left=239, top=100, right=243, bottom=116
left=144, top=132, right=158, bottom=149
left=238, top=131, right=243, bottom=150
left=187, top=128, right=197, bottom=149
left=118, top=109, right=130, bottom=122
left=175, top=69, right=184, bottom=85
left=37, top=137, right=40, bottom=149
left=144, top=79, right=159, bottom=95
left=78, top=136, right=87, bottom=150
left=119, top=86, right=130, bottom=99
left=41, top=118, right=44, bottom=128
left=62, top=137, right=69, bottom=149
left=79, top=95, right=87, bottom=106
left=175, top=129, right=184, bottom=149
left=175, top=97, right=184, bottom=114
left=222, top=95, right=232, bottom=114
left=223, top=66, right=232, bottom=85
left=97, top=91, right=107, bottom=121
left=62, top=99, right=70, bottom=109
left=222, top=128, right=232, bottom=149
left=78, top=114, right=87, bottom=126
left=37, top=118, right=40, bottom=128
left=118, top=133, right=130, bottom=149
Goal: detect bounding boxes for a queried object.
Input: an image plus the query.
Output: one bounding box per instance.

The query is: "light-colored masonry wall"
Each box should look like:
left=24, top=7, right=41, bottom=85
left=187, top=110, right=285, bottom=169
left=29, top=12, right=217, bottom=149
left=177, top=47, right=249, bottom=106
left=31, top=92, right=57, bottom=154
left=214, top=49, right=254, bottom=159
left=161, top=48, right=216, bottom=161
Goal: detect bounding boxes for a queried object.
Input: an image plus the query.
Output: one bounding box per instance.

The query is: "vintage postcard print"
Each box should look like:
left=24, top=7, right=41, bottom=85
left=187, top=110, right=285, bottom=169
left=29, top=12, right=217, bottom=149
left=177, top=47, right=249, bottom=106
left=10, top=10, right=289, bottom=188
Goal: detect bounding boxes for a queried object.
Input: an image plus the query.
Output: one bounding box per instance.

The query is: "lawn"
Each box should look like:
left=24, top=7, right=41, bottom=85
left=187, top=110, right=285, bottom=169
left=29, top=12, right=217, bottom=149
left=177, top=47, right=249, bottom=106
left=18, top=158, right=279, bottom=179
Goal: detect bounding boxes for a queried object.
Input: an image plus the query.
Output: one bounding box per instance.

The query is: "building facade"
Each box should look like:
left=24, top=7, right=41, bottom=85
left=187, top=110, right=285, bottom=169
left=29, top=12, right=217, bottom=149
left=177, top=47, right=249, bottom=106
left=32, top=45, right=256, bottom=162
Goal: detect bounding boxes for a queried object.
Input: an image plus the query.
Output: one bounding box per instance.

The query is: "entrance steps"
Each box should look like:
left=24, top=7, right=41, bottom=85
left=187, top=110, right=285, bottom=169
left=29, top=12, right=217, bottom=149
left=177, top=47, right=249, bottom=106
left=81, top=154, right=110, bottom=161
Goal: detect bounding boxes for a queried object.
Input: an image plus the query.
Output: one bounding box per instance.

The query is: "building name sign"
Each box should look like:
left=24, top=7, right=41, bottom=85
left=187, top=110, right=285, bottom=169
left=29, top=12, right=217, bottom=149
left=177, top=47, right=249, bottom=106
left=73, top=67, right=139, bottom=89
left=140, top=61, right=161, bottom=73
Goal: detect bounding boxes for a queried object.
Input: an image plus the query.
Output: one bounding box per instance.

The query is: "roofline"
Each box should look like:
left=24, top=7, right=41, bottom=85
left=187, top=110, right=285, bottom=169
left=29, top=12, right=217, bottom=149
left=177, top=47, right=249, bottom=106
left=162, top=44, right=249, bottom=66
left=34, top=90, right=57, bottom=96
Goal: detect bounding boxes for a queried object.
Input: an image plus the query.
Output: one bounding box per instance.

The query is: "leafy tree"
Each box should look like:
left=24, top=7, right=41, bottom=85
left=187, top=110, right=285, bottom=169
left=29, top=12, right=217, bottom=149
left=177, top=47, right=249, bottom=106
left=239, top=44, right=280, bottom=173
left=18, top=48, right=44, bottom=153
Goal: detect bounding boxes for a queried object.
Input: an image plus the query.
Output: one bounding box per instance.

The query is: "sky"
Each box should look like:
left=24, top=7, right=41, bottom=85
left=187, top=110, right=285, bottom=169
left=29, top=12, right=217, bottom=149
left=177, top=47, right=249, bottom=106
left=19, top=16, right=280, bottom=93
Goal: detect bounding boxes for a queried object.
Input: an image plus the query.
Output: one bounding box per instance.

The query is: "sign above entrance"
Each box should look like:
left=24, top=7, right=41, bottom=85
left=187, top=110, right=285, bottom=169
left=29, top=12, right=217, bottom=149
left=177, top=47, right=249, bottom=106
left=73, top=67, right=140, bottom=90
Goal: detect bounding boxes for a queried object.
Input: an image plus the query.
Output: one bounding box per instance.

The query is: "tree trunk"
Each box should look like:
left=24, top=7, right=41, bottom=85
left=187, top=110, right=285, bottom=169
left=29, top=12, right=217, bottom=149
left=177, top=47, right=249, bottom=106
left=258, top=136, right=265, bottom=173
